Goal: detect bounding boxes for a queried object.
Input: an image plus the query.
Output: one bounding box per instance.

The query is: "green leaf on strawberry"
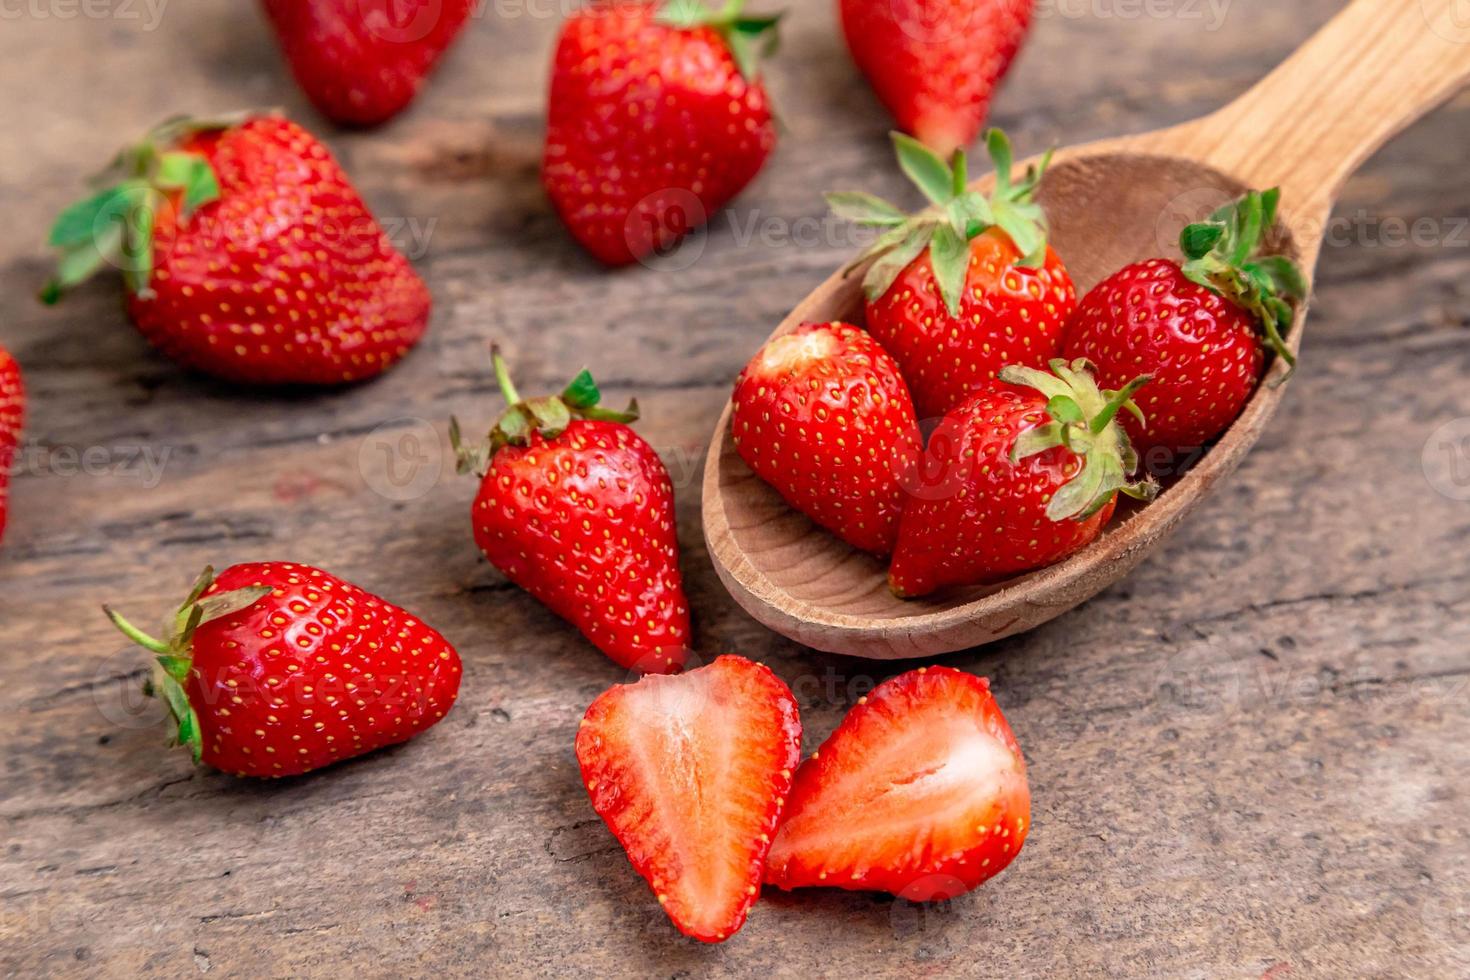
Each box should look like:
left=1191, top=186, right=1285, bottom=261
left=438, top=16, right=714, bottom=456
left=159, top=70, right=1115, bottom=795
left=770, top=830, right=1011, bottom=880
left=1000, top=358, right=1158, bottom=522
left=1178, top=188, right=1307, bottom=377
left=656, top=0, right=783, bottom=82
left=831, top=128, right=1055, bottom=318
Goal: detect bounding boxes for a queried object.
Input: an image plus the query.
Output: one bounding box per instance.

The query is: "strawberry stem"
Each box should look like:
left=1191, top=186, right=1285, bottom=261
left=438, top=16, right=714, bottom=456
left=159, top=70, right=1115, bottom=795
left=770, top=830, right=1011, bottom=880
left=491, top=344, right=522, bottom=407
left=103, top=606, right=171, bottom=655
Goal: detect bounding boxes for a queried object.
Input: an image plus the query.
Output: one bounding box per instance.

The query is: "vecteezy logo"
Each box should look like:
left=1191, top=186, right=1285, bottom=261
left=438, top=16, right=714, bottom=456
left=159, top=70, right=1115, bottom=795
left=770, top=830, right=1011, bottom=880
left=1423, top=0, right=1470, bottom=44
left=359, top=0, right=445, bottom=44
left=1154, top=186, right=1236, bottom=256
left=359, top=417, right=444, bottom=501
left=1422, top=416, right=1470, bottom=501
left=626, top=188, right=708, bottom=273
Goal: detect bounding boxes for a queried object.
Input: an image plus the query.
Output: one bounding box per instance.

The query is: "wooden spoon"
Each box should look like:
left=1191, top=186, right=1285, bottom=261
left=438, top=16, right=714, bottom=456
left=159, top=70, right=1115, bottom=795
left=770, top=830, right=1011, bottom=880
left=702, top=0, right=1470, bottom=659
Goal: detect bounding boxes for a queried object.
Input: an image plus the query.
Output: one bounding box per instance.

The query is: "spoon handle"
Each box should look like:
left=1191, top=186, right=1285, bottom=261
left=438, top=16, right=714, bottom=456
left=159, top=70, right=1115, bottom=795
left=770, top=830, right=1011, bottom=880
left=1184, top=0, right=1470, bottom=222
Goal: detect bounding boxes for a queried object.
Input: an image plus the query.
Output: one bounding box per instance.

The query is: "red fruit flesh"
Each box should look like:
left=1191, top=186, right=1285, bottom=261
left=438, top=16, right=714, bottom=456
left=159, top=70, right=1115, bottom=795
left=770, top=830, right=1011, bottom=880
left=576, top=655, right=802, bottom=943
left=542, top=2, right=776, bottom=266
left=765, top=666, right=1029, bottom=898
left=189, top=563, right=462, bottom=777
left=1063, top=258, right=1265, bottom=461
left=889, top=382, right=1115, bottom=596
left=473, top=419, right=691, bottom=673
left=731, top=322, right=922, bottom=554
left=866, top=230, right=1076, bottom=421
left=840, top=0, right=1034, bottom=156
left=0, top=348, right=23, bottom=546
left=261, top=0, right=476, bottom=126
left=136, top=117, right=431, bottom=384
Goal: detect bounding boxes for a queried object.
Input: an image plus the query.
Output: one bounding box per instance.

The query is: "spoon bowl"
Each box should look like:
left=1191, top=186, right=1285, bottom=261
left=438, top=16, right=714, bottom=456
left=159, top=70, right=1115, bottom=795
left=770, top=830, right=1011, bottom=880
left=702, top=0, right=1470, bottom=658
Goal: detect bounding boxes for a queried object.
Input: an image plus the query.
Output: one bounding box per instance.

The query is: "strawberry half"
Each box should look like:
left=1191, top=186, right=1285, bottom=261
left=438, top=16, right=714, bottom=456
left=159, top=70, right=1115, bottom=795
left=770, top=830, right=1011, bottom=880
left=840, top=0, right=1034, bottom=157
left=261, top=0, right=477, bottom=127
left=889, top=358, right=1155, bottom=597
left=452, top=349, right=692, bottom=674
left=731, top=321, right=922, bottom=554
left=1062, top=189, right=1307, bottom=461
left=105, top=563, right=462, bottom=778
left=829, top=130, right=1076, bottom=421
left=765, top=666, right=1029, bottom=899
left=542, top=0, right=781, bottom=266
left=576, top=655, right=801, bottom=942
left=0, top=347, right=23, bottom=547
left=43, top=114, right=431, bottom=385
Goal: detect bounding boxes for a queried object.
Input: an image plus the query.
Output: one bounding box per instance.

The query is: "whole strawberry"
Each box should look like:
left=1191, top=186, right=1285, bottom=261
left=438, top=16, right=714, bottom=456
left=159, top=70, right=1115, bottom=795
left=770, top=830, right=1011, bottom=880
left=105, top=563, right=462, bottom=777
left=262, top=0, right=476, bottom=126
left=542, top=0, right=781, bottom=266
left=577, top=656, right=801, bottom=942
left=0, top=346, right=23, bottom=547
left=732, top=321, right=921, bottom=554
left=1063, top=189, right=1307, bottom=464
left=840, top=0, right=1033, bottom=157
left=43, top=114, right=431, bottom=385
left=766, top=666, right=1029, bottom=899
left=830, top=130, right=1076, bottom=421
left=889, top=358, right=1155, bottom=597
left=452, top=349, right=691, bottom=674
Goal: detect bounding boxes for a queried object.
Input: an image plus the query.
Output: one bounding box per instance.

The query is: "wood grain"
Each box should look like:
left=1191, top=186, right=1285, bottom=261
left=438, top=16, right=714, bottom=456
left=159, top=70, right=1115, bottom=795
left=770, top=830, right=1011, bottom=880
left=2, top=1, right=1469, bottom=976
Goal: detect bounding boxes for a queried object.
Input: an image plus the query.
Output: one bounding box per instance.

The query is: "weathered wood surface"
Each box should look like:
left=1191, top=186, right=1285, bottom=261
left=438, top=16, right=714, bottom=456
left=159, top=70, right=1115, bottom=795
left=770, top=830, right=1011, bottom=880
left=2, top=1, right=1468, bottom=976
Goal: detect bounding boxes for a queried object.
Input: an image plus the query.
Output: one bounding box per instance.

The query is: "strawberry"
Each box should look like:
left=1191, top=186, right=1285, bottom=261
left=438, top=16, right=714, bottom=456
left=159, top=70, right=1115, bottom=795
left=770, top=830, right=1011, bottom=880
left=830, top=130, right=1076, bottom=421
left=0, top=346, right=23, bottom=547
left=840, top=0, right=1033, bottom=157
left=104, top=563, right=462, bottom=778
left=765, top=666, right=1029, bottom=899
left=889, top=358, right=1155, bottom=597
left=577, top=655, right=801, bottom=942
left=1062, top=189, right=1307, bottom=463
left=731, top=321, right=922, bottom=554
left=452, top=348, right=691, bottom=674
left=42, top=114, right=431, bottom=385
left=261, top=0, right=476, bottom=126
left=542, top=0, right=781, bottom=266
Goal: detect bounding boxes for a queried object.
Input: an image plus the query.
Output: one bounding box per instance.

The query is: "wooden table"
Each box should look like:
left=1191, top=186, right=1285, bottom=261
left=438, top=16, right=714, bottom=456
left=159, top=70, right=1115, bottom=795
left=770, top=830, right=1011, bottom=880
left=3, top=1, right=1467, bottom=975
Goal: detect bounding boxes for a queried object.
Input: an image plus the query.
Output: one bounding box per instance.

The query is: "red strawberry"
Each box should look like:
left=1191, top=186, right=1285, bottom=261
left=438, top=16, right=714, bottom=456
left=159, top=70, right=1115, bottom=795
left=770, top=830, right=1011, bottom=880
left=542, top=0, right=780, bottom=266
left=840, top=0, right=1033, bottom=157
left=731, top=321, right=922, bottom=554
left=262, top=0, right=476, bottom=126
left=0, top=347, right=23, bottom=547
left=830, top=130, right=1076, bottom=421
left=43, top=114, right=431, bottom=385
left=105, top=563, right=462, bottom=778
left=889, top=358, right=1154, bottom=597
left=452, top=349, right=691, bottom=674
left=577, top=655, right=801, bottom=942
left=765, top=666, right=1029, bottom=899
left=1063, top=189, right=1307, bottom=463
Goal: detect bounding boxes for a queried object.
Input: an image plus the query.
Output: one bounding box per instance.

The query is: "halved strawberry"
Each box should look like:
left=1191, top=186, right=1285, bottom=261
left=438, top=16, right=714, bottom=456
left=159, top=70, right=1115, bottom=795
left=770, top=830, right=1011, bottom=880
left=576, top=655, right=801, bottom=942
left=765, top=666, right=1029, bottom=899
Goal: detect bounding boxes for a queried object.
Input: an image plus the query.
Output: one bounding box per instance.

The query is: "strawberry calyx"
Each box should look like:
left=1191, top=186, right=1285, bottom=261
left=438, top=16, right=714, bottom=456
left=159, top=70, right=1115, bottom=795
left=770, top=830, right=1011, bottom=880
left=1000, top=358, right=1158, bottom=522
left=40, top=112, right=254, bottom=305
left=450, top=346, right=640, bottom=478
left=103, top=566, right=272, bottom=763
left=829, top=128, right=1054, bottom=318
left=656, top=0, right=783, bottom=81
left=1178, top=188, right=1307, bottom=379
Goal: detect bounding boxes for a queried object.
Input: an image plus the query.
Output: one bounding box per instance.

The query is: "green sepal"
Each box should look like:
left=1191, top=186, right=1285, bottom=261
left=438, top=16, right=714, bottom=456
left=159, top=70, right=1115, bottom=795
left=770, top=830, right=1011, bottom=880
left=1178, top=188, right=1308, bottom=380
left=829, top=128, right=1056, bottom=317
left=104, top=566, right=270, bottom=767
left=455, top=347, right=641, bottom=478
left=1002, top=358, right=1159, bottom=522
left=656, top=0, right=783, bottom=81
left=42, top=114, right=239, bottom=305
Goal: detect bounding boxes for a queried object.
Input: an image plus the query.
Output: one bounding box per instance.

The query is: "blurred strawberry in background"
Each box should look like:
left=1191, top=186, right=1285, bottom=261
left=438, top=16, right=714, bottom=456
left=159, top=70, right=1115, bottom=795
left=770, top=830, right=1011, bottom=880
left=261, top=0, right=476, bottom=126
left=543, top=0, right=781, bottom=266
left=840, top=0, right=1034, bottom=156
